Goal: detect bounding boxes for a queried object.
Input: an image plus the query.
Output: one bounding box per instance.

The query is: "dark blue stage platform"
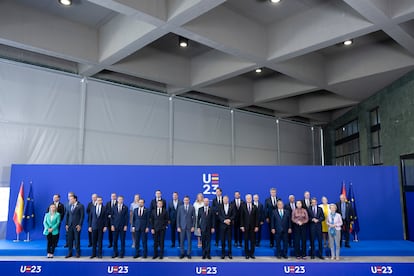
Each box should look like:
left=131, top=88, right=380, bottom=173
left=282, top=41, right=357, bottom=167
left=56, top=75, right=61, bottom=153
left=1, top=239, right=414, bottom=257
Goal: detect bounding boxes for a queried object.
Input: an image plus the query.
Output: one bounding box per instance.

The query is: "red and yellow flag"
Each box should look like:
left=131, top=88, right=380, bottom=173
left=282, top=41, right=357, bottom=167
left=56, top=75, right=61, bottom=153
left=13, top=182, right=24, bottom=234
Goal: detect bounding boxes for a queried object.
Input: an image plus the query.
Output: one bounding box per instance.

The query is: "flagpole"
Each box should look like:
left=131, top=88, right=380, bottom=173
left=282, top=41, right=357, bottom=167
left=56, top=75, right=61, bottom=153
left=24, top=232, right=30, bottom=242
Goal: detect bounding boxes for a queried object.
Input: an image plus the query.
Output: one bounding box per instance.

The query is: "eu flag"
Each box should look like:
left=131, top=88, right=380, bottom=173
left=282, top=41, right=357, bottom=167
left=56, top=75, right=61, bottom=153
left=22, top=183, right=35, bottom=233
left=348, top=183, right=360, bottom=240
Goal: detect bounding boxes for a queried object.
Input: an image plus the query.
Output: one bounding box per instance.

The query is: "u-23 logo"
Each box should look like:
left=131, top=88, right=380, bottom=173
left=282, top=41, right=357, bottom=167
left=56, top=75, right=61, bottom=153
left=195, top=266, right=218, bottom=275
left=20, top=265, right=42, bottom=274
left=371, top=266, right=393, bottom=274
left=283, top=266, right=306, bottom=274
left=202, top=173, right=219, bottom=195
left=107, top=265, right=129, bottom=274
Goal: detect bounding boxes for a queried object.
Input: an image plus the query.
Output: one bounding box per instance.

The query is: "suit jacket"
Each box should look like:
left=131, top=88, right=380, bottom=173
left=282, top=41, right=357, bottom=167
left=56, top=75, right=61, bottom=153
left=167, top=199, right=183, bottom=222
left=197, top=206, right=215, bottom=232
left=271, top=208, right=291, bottom=233
left=240, top=203, right=259, bottom=231
left=176, top=204, right=196, bottom=230
left=132, top=207, right=150, bottom=230
left=47, top=202, right=65, bottom=221
left=105, top=200, right=117, bottom=219
left=150, top=208, right=169, bottom=231
left=231, top=198, right=244, bottom=221
left=150, top=198, right=167, bottom=212
left=212, top=196, right=224, bottom=215
left=265, top=197, right=280, bottom=219
left=65, top=202, right=84, bottom=227
left=43, top=212, right=61, bottom=235
left=87, top=201, right=96, bottom=216
left=307, top=205, right=325, bottom=228
left=302, top=199, right=312, bottom=210
left=336, top=201, right=354, bottom=222
left=284, top=202, right=296, bottom=217
left=254, top=202, right=265, bottom=223
left=218, top=204, right=235, bottom=226
left=88, top=205, right=107, bottom=230
left=111, top=204, right=129, bottom=230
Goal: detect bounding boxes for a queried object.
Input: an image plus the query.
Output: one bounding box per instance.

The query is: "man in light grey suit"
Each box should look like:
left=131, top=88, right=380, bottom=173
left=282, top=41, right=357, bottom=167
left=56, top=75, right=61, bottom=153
left=177, top=195, right=195, bottom=259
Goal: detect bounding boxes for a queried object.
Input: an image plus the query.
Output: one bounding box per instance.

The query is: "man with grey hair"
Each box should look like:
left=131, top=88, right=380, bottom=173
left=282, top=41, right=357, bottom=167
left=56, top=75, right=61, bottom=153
left=86, top=193, right=98, bottom=247
left=253, top=194, right=265, bottom=247
left=240, top=194, right=259, bottom=259
left=285, top=195, right=296, bottom=248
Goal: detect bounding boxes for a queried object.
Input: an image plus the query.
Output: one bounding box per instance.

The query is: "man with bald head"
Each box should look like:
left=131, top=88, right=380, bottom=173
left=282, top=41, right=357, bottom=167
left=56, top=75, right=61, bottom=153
left=336, top=194, right=354, bottom=248
left=87, top=193, right=98, bottom=247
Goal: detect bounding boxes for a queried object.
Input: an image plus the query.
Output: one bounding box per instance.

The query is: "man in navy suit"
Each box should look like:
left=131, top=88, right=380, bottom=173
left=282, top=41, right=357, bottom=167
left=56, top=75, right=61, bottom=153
left=88, top=196, right=107, bottom=258
left=177, top=195, right=195, bottom=259
left=271, top=200, right=292, bottom=259
left=105, top=193, right=117, bottom=248
left=212, top=188, right=223, bottom=247
left=240, top=194, right=259, bottom=259
left=231, top=191, right=244, bottom=248
left=253, top=194, right=265, bottom=247
left=284, top=195, right=296, bottom=247
left=111, top=195, right=129, bottom=258
left=86, top=193, right=97, bottom=247
left=336, top=194, right=354, bottom=248
left=265, top=188, right=280, bottom=248
left=218, top=195, right=234, bottom=259
left=167, top=191, right=182, bottom=248
left=197, top=198, right=215, bottom=259
left=150, top=190, right=167, bottom=212
left=132, top=199, right=149, bottom=259
left=65, top=194, right=84, bottom=258
left=150, top=200, right=169, bottom=259
left=308, top=198, right=325, bottom=259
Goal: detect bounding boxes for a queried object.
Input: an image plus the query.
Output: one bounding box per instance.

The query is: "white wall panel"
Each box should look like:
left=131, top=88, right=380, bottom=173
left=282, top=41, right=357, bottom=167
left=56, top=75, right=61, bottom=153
left=279, top=120, right=313, bottom=165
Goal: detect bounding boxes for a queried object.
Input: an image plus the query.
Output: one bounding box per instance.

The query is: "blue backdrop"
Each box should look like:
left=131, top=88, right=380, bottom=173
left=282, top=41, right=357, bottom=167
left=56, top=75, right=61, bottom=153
left=7, top=165, right=403, bottom=241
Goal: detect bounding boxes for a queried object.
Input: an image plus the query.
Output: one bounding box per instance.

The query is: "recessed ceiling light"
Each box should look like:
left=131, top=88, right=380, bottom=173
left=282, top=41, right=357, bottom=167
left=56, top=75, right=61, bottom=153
left=270, top=0, right=281, bottom=3
left=343, top=39, right=353, bottom=46
left=58, top=0, right=72, bottom=6
left=179, top=36, right=189, bottom=48
left=255, top=68, right=262, bottom=73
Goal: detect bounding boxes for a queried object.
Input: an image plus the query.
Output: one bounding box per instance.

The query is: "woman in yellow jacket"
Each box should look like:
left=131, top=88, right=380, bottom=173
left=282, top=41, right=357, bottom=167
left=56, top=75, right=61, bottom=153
left=319, top=196, right=330, bottom=248
left=43, top=204, right=61, bottom=258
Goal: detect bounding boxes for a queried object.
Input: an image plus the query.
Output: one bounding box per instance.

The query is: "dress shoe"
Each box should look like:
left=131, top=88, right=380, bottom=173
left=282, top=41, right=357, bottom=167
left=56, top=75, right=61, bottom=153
left=133, top=255, right=139, bottom=259
left=318, top=256, right=325, bottom=260
left=221, top=255, right=225, bottom=259
left=119, top=255, right=124, bottom=259
left=207, top=256, right=211, bottom=259
left=302, top=256, right=307, bottom=260
left=187, top=255, right=191, bottom=259
left=179, top=255, right=185, bottom=259
left=283, top=256, right=288, bottom=259
left=75, top=254, right=80, bottom=258
left=245, top=256, right=249, bottom=259
left=90, top=255, right=96, bottom=259
left=229, top=255, right=233, bottom=259
left=250, top=255, right=255, bottom=259
left=311, top=256, right=315, bottom=259
left=152, top=256, right=158, bottom=259
left=159, top=256, right=164, bottom=260
left=65, top=254, right=72, bottom=258
left=143, top=255, right=147, bottom=259
left=202, top=256, right=206, bottom=259
left=276, top=256, right=281, bottom=259
left=112, top=255, right=118, bottom=258
left=98, top=256, right=102, bottom=259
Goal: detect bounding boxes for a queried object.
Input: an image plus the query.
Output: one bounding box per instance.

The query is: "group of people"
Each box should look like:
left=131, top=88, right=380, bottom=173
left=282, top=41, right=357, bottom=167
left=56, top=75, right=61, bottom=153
left=43, top=188, right=355, bottom=260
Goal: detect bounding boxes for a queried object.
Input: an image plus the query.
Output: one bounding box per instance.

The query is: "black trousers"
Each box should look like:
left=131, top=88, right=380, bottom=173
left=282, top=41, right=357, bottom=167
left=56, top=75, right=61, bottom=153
left=233, top=218, right=243, bottom=245
left=153, top=229, right=165, bottom=257
left=88, top=228, right=93, bottom=246
left=341, top=220, right=351, bottom=245
left=220, top=225, right=232, bottom=255
left=46, top=233, right=58, bottom=254
left=243, top=229, right=256, bottom=256
left=107, top=219, right=113, bottom=246
left=113, top=230, right=126, bottom=257
left=294, top=224, right=306, bottom=257
left=310, top=224, right=323, bottom=257
left=91, top=229, right=104, bottom=257
left=67, top=226, right=81, bottom=255
left=170, top=220, right=180, bottom=246
left=255, top=224, right=262, bottom=245
left=135, top=228, right=148, bottom=256
left=275, top=230, right=289, bottom=257
left=268, top=222, right=275, bottom=246
left=201, top=229, right=212, bottom=257
left=214, top=217, right=221, bottom=244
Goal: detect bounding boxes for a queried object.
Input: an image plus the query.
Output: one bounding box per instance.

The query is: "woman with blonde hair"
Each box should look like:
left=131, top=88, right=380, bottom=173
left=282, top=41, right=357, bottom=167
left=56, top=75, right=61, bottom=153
left=327, top=203, right=343, bottom=260
left=319, top=196, right=330, bottom=248
left=193, top=193, right=204, bottom=248
left=43, top=203, right=61, bottom=258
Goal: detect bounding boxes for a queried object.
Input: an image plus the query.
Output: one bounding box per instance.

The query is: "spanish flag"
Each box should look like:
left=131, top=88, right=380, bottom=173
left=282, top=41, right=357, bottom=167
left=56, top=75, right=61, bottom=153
left=13, top=182, right=24, bottom=234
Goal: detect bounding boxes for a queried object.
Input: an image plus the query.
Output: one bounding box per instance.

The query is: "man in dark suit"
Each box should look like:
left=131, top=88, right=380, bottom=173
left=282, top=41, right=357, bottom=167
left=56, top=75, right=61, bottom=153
left=47, top=194, right=65, bottom=246
left=336, top=194, right=354, bottom=248
left=265, top=187, right=280, bottom=247
left=65, top=194, right=84, bottom=258
left=198, top=198, right=215, bottom=259
left=177, top=195, right=195, bottom=259
left=167, top=191, right=182, bottom=248
left=105, top=193, right=117, bottom=248
left=285, top=195, right=296, bottom=247
left=150, top=190, right=167, bottom=212
left=110, top=195, right=128, bottom=258
left=218, top=195, right=234, bottom=259
left=240, top=194, right=259, bottom=259
left=150, top=200, right=169, bottom=259
left=86, top=193, right=97, bottom=247
left=302, top=191, right=312, bottom=210
left=88, top=196, right=107, bottom=259
left=253, top=194, right=265, bottom=247
left=308, top=198, right=325, bottom=259
left=212, top=188, right=223, bottom=247
left=64, top=192, right=74, bottom=248
left=231, top=191, right=244, bottom=248
left=271, top=200, right=291, bottom=259
left=132, top=199, right=150, bottom=259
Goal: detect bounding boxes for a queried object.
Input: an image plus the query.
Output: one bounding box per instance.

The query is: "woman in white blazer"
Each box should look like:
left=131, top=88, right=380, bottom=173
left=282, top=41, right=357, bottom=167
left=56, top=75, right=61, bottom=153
left=326, top=203, right=342, bottom=260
